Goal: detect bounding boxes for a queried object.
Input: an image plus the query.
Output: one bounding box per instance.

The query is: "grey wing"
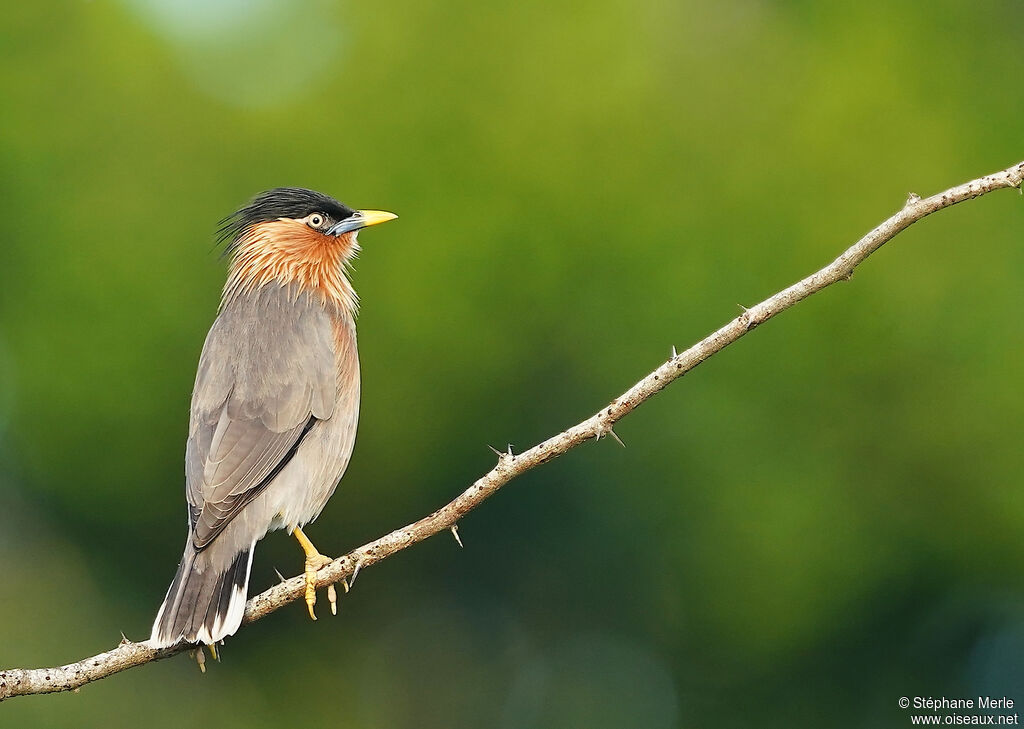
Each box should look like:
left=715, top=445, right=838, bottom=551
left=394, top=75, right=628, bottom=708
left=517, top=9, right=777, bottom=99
left=186, top=286, right=337, bottom=550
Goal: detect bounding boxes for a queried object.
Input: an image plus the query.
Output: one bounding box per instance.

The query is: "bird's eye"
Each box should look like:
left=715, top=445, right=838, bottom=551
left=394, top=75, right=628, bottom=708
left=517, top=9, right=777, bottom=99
left=309, top=214, right=325, bottom=228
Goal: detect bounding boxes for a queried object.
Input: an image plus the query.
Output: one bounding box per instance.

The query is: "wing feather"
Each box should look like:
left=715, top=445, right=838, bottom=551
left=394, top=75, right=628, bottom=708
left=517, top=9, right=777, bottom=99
left=185, top=283, right=337, bottom=549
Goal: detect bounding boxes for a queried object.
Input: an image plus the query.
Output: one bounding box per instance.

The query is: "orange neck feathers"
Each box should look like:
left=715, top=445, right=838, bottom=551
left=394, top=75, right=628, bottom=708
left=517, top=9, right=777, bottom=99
left=223, top=220, right=360, bottom=313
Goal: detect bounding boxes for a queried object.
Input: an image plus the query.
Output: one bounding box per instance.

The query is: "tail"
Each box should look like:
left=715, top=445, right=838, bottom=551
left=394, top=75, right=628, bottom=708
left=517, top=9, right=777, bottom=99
left=150, top=541, right=255, bottom=648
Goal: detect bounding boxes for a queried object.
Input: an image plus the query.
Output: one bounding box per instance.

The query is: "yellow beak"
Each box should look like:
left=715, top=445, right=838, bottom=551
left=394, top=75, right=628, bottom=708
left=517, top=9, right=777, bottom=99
left=327, top=209, right=398, bottom=236
left=356, top=210, right=398, bottom=227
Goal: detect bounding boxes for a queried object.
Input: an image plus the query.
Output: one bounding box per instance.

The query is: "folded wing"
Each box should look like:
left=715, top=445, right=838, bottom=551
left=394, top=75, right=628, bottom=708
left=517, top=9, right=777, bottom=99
left=185, top=284, right=337, bottom=550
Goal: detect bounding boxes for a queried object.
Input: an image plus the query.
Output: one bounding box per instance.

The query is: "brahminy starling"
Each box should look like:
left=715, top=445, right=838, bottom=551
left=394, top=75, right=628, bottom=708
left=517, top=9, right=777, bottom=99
left=150, top=188, right=396, bottom=648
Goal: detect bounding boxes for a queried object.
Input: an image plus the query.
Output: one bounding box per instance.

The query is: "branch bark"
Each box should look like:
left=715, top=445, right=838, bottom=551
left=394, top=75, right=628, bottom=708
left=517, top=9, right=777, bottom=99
left=2, top=160, right=1021, bottom=701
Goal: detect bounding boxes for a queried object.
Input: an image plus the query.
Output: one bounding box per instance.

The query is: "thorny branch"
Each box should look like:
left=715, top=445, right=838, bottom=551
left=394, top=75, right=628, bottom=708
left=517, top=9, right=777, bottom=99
left=2, top=160, right=1021, bottom=700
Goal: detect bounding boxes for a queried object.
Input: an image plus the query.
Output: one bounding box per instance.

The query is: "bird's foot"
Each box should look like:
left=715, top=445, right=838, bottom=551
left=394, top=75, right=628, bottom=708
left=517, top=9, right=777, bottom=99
left=303, top=551, right=334, bottom=620
left=293, top=526, right=339, bottom=620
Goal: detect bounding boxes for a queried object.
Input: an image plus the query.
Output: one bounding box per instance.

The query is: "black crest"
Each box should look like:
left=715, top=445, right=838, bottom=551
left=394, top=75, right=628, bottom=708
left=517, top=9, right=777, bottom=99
left=217, top=188, right=354, bottom=248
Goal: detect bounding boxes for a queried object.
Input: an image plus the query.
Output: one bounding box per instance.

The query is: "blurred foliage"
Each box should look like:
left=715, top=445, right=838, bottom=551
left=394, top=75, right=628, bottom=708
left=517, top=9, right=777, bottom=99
left=1, top=0, right=1023, bottom=726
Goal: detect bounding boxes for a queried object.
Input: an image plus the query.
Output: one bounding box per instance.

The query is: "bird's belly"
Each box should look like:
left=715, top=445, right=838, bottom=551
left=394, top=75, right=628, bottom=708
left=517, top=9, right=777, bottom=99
left=261, top=400, right=360, bottom=533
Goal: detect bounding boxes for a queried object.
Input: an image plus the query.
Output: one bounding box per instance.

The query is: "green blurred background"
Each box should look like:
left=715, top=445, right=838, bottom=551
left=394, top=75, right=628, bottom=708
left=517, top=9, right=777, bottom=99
left=2, top=0, right=1023, bottom=726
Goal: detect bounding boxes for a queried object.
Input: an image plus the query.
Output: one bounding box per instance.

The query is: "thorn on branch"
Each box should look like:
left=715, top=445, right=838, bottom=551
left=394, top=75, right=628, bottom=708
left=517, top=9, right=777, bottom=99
left=738, top=306, right=758, bottom=331
left=451, top=524, right=464, bottom=548
left=274, top=568, right=287, bottom=584
left=671, top=345, right=678, bottom=358
left=595, top=420, right=625, bottom=447
left=490, top=444, right=515, bottom=469
left=905, top=192, right=921, bottom=207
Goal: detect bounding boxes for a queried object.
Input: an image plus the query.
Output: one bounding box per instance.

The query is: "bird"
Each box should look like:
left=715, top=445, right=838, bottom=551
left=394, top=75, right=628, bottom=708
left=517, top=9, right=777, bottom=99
left=150, top=187, right=396, bottom=648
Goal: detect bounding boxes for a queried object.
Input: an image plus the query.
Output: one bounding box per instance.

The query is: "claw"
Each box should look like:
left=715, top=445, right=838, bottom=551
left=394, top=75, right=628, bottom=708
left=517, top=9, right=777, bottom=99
left=303, top=552, right=332, bottom=620
left=327, top=583, right=338, bottom=615
left=305, top=564, right=318, bottom=620
left=294, top=526, right=333, bottom=621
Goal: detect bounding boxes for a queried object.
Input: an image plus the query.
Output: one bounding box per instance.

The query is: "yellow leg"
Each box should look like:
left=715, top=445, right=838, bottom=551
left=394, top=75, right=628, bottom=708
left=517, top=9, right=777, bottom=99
left=293, top=527, right=333, bottom=620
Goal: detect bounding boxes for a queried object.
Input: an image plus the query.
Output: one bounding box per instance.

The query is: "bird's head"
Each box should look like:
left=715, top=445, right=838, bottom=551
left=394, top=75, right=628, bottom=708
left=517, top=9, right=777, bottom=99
left=218, top=187, right=396, bottom=311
